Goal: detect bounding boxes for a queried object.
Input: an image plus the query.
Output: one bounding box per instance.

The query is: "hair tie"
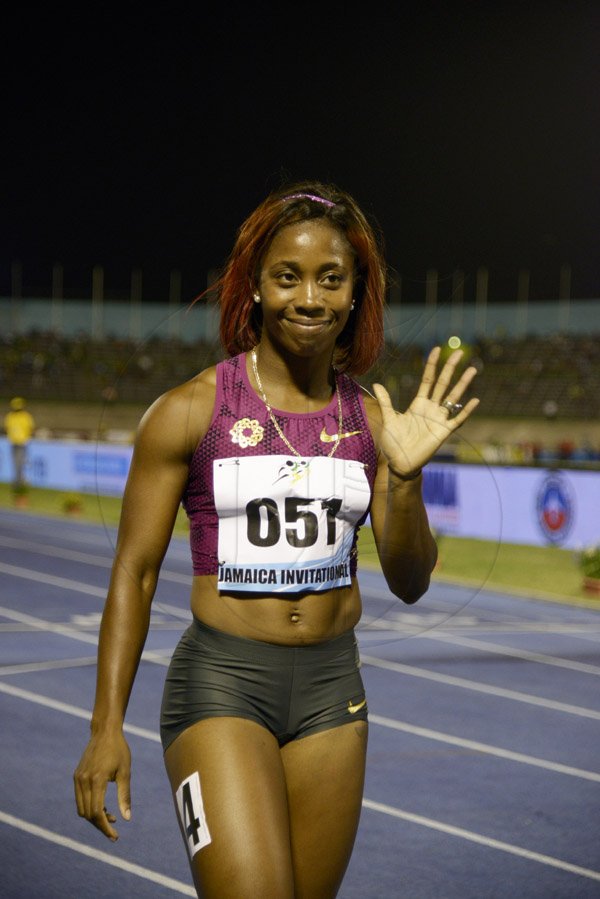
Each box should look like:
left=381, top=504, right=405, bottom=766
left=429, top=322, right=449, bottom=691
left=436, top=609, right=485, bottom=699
left=282, top=193, right=335, bottom=208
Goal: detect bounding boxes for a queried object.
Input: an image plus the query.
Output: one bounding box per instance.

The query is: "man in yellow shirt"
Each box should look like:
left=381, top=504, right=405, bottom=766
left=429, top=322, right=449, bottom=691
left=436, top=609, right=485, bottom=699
left=4, top=397, right=35, bottom=500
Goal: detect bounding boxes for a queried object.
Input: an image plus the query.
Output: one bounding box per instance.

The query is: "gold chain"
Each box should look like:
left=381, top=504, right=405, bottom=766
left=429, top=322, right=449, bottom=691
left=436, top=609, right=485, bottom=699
left=251, top=349, right=343, bottom=458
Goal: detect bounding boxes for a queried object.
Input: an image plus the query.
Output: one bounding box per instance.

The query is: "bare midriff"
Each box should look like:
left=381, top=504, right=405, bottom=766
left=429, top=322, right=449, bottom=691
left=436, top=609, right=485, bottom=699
left=189, top=575, right=362, bottom=645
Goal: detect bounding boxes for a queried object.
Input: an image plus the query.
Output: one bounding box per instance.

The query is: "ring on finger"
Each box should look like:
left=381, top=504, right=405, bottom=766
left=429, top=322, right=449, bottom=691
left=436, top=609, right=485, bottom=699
left=441, top=399, right=463, bottom=418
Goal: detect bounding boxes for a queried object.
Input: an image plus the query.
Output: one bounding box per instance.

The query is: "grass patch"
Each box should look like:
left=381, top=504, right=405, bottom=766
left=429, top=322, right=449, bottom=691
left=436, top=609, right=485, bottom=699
left=0, top=484, right=189, bottom=537
left=432, top=535, right=588, bottom=601
left=357, top=524, right=593, bottom=604
left=0, top=484, right=595, bottom=605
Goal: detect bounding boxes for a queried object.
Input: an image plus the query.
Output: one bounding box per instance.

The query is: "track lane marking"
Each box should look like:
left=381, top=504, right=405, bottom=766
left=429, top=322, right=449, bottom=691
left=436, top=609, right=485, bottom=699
left=1, top=759, right=597, bottom=887
left=2, top=682, right=598, bottom=781
left=1, top=584, right=597, bottom=719
left=422, top=631, right=600, bottom=676
left=0, top=811, right=195, bottom=895
left=0, top=657, right=98, bottom=675
left=2, top=684, right=599, bottom=881
left=362, top=799, right=600, bottom=882
left=369, top=714, right=600, bottom=781
left=0, top=544, right=191, bottom=585
left=0, top=681, right=160, bottom=741
left=0, top=605, right=171, bottom=665
left=0, top=561, right=107, bottom=597
left=361, top=654, right=600, bottom=720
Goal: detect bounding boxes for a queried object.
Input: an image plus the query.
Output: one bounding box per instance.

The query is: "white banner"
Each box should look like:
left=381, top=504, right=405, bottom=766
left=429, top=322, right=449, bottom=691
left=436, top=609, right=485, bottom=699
left=1, top=438, right=598, bottom=549
left=0, top=437, right=133, bottom=497
left=422, top=463, right=600, bottom=549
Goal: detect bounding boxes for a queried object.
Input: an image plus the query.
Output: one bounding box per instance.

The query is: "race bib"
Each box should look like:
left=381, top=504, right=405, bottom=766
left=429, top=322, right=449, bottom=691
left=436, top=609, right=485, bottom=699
left=214, top=455, right=370, bottom=593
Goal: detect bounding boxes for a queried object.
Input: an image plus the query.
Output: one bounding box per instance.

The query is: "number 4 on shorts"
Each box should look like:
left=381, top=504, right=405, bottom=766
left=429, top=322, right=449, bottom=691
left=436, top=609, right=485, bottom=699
left=176, top=772, right=212, bottom=858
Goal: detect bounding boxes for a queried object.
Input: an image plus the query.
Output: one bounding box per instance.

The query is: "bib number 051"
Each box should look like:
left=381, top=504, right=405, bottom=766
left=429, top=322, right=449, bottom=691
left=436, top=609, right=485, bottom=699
left=246, top=497, right=342, bottom=549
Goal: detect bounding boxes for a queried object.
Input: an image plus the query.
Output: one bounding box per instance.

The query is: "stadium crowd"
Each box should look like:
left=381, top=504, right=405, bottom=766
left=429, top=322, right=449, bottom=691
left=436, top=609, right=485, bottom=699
left=1, top=329, right=599, bottom=468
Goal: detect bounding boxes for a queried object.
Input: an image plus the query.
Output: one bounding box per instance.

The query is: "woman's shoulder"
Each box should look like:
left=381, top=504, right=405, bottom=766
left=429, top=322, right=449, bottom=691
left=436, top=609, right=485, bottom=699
left=135, top=365, right=219, bottom=455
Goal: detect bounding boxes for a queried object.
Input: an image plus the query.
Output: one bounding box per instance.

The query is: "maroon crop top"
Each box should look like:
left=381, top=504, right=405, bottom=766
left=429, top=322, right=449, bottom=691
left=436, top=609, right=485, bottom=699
left=182, top=353, right=378, bottom=577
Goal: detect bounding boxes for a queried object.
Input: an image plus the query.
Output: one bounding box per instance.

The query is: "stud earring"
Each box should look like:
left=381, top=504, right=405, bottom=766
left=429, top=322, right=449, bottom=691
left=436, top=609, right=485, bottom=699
left=253, top=292, right=261, bottom=303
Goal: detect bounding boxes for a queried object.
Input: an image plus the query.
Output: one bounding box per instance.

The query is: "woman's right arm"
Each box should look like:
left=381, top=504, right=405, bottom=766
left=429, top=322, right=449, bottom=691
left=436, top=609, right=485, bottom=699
left=73, top=379, right=209, bottom=840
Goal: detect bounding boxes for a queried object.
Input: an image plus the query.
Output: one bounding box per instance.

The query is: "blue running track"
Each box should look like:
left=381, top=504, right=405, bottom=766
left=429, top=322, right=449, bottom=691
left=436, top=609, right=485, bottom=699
left=0, top=509, right=599, bottom=898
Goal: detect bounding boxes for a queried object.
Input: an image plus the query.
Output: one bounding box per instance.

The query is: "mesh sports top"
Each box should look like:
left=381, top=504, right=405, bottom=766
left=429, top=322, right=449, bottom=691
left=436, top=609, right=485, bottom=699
left=183, top=353, right=378, bottom=586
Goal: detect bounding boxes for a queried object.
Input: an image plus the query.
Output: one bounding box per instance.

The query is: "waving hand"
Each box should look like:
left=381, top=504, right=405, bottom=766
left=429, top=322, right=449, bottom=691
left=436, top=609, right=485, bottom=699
left=372, top=346, right=480, bottom=478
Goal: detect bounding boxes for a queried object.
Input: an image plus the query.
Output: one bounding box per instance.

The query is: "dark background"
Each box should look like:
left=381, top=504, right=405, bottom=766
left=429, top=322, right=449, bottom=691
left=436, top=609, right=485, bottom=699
left=3, top=2, right=599, bottom=304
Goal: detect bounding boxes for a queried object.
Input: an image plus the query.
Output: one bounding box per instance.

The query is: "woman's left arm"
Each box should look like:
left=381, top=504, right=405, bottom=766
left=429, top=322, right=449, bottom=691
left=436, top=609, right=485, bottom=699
left=367, top=347, right=479, bottom=603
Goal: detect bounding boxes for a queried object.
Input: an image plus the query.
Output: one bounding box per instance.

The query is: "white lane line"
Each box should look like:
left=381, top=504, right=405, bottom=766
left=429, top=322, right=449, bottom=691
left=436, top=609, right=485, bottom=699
left=0, top=535, right=114, bottom=565
left=0, top=521, right=189, bottom=562
left=0, top=606, right=171, bottom=666
left=361, top=654, right=600, bottom=720
left=0, top=681, right=160, bottom=742
left=369, top=715, right=600, bottom=782
left=0, top=604, right=102, bottom=645
left=3, top=682, right=599, bottom=881
left=1, top=583, right=598, bottom=721
left=0, top=561, right=107, bottom=597
left=3, top=680, right=599, bottom=784
left=6, top=757, right=596, bottom=888
left=421, top=632, right=600, bottom=676
left=0, top=657, right=98, bottom=676
left=0, top=542, right=191, bottom=585
left=362, top=799, right=600, bottom=882
left=0, top=811, right=195, bottom=896
left=360, top=610, right=600, bottom=638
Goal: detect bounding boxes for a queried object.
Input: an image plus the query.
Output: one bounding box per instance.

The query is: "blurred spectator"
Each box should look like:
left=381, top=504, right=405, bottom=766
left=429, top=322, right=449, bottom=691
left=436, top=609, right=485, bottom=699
left=4, top=397, right=35, bottom=505
left=1, top=330, right=598, bottom=467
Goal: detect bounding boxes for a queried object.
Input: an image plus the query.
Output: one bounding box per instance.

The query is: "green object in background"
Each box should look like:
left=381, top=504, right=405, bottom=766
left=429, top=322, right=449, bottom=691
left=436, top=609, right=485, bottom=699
left=579, top=544, right=600, bottom=579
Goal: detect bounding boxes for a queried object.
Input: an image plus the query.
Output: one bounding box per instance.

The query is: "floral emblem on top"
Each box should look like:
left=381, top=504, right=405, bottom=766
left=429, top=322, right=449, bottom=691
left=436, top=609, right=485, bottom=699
left=229, top=417, right=264, bottom=448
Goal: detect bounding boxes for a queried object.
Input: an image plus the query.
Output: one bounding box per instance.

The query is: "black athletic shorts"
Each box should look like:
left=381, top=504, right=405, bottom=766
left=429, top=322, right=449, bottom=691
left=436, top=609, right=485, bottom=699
left=160, top=617, right=368, bottom=752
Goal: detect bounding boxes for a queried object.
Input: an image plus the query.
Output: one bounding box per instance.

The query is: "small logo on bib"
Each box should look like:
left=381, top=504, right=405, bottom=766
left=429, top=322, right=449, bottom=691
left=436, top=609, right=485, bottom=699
left=274, top=459, right=310, bottom=484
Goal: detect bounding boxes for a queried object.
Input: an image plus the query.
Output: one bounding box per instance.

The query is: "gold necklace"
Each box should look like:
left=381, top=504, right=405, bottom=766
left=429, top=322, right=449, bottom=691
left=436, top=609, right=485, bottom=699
left=251, top=349, right=343, bottom=458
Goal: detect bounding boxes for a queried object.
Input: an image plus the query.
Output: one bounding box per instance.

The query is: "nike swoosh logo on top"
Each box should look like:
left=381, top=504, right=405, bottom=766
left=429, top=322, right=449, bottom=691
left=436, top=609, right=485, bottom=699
left=320, top=427, right=362, bottom=443
left=347, top=698, right=367, bottom=715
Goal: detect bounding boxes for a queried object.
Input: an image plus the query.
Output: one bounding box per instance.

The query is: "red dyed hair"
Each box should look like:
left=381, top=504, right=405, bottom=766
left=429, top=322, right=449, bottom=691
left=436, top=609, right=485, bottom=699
left=208, top=181, right=386, bottom=375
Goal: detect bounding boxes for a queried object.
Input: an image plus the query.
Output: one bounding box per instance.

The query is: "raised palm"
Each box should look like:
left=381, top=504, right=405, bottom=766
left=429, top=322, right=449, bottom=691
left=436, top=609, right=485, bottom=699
left=373, top=346, right=480, bottom=477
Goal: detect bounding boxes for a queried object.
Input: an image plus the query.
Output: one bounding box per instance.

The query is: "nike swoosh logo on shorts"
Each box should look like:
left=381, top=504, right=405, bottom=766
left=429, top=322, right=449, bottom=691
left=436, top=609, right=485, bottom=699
left=347, top=698, right=367, bottom=715
left=320, top=427, right=362, bottom=443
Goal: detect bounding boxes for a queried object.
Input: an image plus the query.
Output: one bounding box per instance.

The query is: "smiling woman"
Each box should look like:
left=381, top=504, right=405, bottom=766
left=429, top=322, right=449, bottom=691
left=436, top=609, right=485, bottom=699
left=73, top=182, right=479, bottom=898
left=215, top=183, right=386, bottom=375
left=256, top=219, right=355, bottom=366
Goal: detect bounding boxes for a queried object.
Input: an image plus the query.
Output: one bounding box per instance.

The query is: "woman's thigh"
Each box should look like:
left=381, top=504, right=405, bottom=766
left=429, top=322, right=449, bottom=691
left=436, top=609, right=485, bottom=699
left=164, top=716, right=295, bottom=899
left=282, top=719, right=368, bottom=898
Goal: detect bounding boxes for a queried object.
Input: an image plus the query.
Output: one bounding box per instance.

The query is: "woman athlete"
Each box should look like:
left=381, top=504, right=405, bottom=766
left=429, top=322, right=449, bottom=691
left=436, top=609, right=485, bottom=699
left=74, top=183, right=479, bottom=897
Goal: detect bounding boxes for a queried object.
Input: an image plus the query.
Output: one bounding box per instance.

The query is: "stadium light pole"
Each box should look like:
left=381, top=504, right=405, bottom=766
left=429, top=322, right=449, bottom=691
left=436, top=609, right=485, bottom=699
left=450, top=268, right=465, bottom=335
left=51, top=263, right=63, bottom=335
left=92, top=265, right=104, bottom=340
left=425, top=268, right=438, bottom=344
left=558, top=264, right=571, bottom=332
left=516, top=268, right=530, bottom=338
left=168, top=268, right=182, bottom=339
left=130, top=267, right=142, bottom=342
left=475, top=266, right=488, bottom=338
left=10, top=260, right=22, bottom=332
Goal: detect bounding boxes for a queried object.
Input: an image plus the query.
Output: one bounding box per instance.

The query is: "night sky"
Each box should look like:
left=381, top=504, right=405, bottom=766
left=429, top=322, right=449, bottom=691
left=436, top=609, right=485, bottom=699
left=3, top=3, right=599, bottom=304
